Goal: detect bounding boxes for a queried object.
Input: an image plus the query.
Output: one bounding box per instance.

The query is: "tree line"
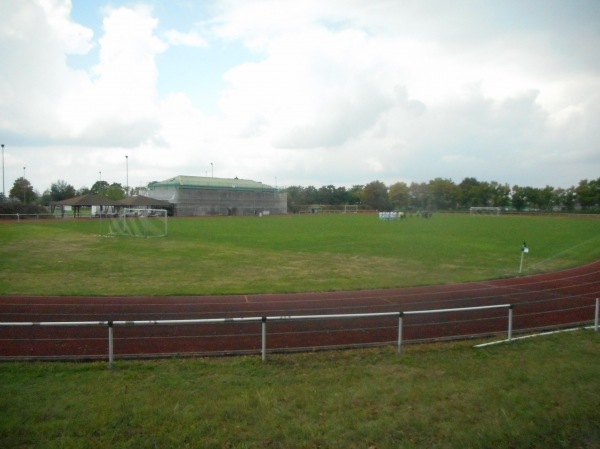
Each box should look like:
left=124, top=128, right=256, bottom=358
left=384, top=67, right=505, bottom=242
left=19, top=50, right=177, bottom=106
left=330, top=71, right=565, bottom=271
left=285, top=177, right=600, bottom=213
left=1, top=175, right=599, bottom=215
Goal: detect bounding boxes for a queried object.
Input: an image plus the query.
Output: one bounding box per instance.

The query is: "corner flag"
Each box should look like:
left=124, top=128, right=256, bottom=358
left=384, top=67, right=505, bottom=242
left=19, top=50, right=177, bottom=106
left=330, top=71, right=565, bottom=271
left=520, top=242, right=529, bottom=273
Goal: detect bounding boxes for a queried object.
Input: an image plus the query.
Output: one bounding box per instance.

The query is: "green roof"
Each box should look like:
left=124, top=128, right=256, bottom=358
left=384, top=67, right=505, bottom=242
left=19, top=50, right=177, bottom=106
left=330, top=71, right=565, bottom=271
left=150, top=175, right=276, bottom=191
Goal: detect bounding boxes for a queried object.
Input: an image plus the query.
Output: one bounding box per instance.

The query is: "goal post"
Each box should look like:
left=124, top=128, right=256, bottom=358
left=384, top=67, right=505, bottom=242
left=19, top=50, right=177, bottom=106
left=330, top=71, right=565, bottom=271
left=469, top=207, right=501, bottom=215
left=106, top=208, right=168, bottom=237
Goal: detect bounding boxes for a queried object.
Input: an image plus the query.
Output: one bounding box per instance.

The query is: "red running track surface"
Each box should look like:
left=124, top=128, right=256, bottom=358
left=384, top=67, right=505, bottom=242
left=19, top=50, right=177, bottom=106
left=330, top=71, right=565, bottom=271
left=1, top=260, right=599, bottom=360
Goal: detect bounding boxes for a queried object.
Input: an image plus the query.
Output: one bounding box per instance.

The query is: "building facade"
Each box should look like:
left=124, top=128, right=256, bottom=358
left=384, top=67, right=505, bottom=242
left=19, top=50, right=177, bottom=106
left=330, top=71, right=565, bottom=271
left=143, top=175, right=287, bottom=217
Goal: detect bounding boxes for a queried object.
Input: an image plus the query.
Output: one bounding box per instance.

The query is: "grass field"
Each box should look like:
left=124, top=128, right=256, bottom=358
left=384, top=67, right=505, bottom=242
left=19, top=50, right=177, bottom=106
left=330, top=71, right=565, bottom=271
left=0, top=214, right=600, bottom=295
left=1, top=213, right=599, bottom=295
left=1, top=330, right=598, bottom=448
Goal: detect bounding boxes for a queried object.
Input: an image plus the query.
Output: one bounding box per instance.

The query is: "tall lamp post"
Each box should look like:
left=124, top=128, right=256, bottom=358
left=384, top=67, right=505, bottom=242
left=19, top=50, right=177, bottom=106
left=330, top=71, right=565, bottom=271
left=125, top=155, right=129, bottom=196
left=1, top=144, right=4, bottom=198
left=23, top=166, right=26, bottom=204
left=211, top=162, right=213, bottom=178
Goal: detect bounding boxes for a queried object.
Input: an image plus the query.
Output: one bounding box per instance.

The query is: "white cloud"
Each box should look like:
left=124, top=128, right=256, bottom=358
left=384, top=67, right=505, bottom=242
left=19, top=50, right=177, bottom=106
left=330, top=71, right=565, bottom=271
left=38, top=0, right=95, bottom=54
left=0, top=0, right=93, bottom=139
left=164, top=29, right=208, bottom=47
left=1, top=0, right=599, bottom=193
left=58, top=5, right=166, bottom=144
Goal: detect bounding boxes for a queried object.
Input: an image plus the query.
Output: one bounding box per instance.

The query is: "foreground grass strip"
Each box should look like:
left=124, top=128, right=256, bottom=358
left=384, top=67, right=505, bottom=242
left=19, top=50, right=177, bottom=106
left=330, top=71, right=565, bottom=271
left=1, top=330, right=598, bottom=449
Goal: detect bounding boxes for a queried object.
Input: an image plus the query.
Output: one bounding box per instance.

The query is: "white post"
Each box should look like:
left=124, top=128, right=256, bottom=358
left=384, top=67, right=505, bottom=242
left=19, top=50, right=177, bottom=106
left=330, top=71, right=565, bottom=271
left=508, top=306, right=513, bottom=342
left=397, top=313, right=404, bottom=355
left=261, top=317, right=267, bottom=362
left=519, top=251, right=524, bottom=273
left=108, top=322, right=114, bottom=369
left=595, top=298, right=599, bottom=332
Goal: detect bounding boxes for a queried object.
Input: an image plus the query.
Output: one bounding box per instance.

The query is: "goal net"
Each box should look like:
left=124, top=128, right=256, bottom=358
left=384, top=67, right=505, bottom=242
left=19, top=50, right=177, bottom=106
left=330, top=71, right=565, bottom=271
left=469, top=207, right=501, bottom=215
left=106, top=208, right=168, bottom=237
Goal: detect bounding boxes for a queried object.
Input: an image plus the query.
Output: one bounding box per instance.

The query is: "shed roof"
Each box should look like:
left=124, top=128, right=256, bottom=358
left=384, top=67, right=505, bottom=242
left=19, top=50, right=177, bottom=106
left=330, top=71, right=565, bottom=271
left=118, top=195, right=171, bottom=207
left=53, top=194, right=121, bottom=206
left=149, top=175, right=276, bottom=191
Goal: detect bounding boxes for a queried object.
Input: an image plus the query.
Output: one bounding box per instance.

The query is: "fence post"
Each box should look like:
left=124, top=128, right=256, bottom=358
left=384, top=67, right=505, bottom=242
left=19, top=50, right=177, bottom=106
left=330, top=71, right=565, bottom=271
left=508, top=305, right=514, bottom=342
left=397, top=312, right=404, bottom=355
left=595, top=298, right=599, bottom=332
left=108, top=321, right=114, bottom=369
left=261, top=317, right=267, bottom=362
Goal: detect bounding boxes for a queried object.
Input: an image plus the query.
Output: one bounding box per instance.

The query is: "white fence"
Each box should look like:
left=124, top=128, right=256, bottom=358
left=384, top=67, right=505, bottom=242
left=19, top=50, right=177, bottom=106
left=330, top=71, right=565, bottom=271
left=0, top=213, right=56, bottom=221
left=1, top=300, right=598, bottom=368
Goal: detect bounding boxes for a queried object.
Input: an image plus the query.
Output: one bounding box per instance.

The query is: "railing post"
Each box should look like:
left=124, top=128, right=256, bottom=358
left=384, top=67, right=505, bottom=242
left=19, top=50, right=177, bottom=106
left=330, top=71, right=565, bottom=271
left=108, top=321, right=114, bottom=369
left=595, top=298, right=599, bottom=332
left=397, top=312, right=404, bottom=355
left=261, top=317, right=267, bottom=362
left=508, top=305, right=514, bottom=342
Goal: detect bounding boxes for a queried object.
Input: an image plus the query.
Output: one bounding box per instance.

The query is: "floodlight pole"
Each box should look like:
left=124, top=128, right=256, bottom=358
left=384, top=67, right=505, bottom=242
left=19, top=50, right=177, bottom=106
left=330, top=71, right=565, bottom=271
left=125, top=155, right=129, bottom=196
left=23, top=166, right=26, bottom=204
left=1, top=144, right=4, bottom=199
left=211, top=162, right=213, bottom=178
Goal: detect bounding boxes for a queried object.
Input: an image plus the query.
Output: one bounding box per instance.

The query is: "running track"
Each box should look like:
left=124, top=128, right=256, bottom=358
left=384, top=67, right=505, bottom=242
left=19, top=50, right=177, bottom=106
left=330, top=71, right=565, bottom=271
left=1, top=260, right=599, bottom=360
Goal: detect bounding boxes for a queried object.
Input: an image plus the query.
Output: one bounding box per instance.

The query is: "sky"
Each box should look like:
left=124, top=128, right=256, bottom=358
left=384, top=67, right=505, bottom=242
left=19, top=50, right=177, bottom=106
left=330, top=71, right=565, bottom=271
left=1, top=0, right=599, bottom=196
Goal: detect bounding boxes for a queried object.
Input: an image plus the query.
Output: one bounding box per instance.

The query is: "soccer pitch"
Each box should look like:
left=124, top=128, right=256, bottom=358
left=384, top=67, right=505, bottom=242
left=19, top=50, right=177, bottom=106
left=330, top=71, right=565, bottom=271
left=1, top=213, right=599, bottom=296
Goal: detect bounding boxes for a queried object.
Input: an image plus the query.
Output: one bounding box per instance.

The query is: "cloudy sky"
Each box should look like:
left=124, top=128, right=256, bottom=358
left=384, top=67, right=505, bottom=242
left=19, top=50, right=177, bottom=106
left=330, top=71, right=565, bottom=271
left=1, top=0, right=599, bottom=195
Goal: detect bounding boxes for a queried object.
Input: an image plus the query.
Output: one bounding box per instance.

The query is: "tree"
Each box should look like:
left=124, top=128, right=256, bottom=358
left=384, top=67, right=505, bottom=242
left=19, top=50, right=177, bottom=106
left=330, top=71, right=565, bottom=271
left=301, top=186, right=318, bottom=205
left=361, top=181, right=390, bottom=211
left=428, top=178, right=459, bottom=210
left=538, top=186, right=555, bottom=211
left=458, top=177, right=484, bottom=208
left=348, top=185, right=363, bottom=206
left=555, top=187, right=576, bottom=211
left=409, top=182, right=429, bottom=210
left=286, top=185, right=307, bottom=213
left=317, top=185, right=336, bottom=205
left=9, top=177, right=36, bottom=204
left=49, top=180, right=76, bottom=202
left=511, top=186, right=527, bottom=211
left=575, top=178, right=600, bottom=211
left=389, top=182, right=410, bottom=209
left=90, top=180, right=109, bottom=195
left=105, top=183, right=126, bottom=200
left=489, top=182, right=511, bottom=208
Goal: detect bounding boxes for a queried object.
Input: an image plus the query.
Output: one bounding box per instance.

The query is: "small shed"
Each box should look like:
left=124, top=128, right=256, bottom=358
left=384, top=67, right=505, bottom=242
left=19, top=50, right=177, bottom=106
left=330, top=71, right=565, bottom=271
left=52, top=194, right=121, bottom=217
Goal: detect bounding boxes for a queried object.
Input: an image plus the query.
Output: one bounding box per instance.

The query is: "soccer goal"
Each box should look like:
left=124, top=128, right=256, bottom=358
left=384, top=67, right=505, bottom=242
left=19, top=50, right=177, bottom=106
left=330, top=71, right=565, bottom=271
left=106, top=208, right=168, bottom=237
left=469, top=207, right=501, bottom=215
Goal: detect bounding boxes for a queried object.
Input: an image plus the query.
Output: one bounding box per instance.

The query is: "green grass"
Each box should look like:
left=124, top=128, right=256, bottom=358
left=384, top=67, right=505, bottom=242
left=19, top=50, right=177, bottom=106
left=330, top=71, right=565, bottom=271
left=1, top=214, right=599, bottom=295
left=1, top=330, right=598, bottom=448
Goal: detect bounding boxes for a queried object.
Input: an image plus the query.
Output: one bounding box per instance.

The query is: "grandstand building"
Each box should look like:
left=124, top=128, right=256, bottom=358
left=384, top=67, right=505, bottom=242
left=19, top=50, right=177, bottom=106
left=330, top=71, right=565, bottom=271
left=142, top=175, right=287, bottom=217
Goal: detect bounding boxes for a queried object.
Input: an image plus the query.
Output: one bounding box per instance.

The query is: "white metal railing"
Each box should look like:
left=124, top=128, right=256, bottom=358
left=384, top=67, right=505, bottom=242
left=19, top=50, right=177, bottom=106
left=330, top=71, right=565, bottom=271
left=0, top=213, right=57, bottom=221
left=1, top=300, right=598, bottom=368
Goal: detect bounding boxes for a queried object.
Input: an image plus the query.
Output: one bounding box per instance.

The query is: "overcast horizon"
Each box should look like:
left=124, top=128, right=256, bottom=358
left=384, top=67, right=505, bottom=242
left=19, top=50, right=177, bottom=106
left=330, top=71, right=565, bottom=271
left=1, top=0, right=599, bottom=195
